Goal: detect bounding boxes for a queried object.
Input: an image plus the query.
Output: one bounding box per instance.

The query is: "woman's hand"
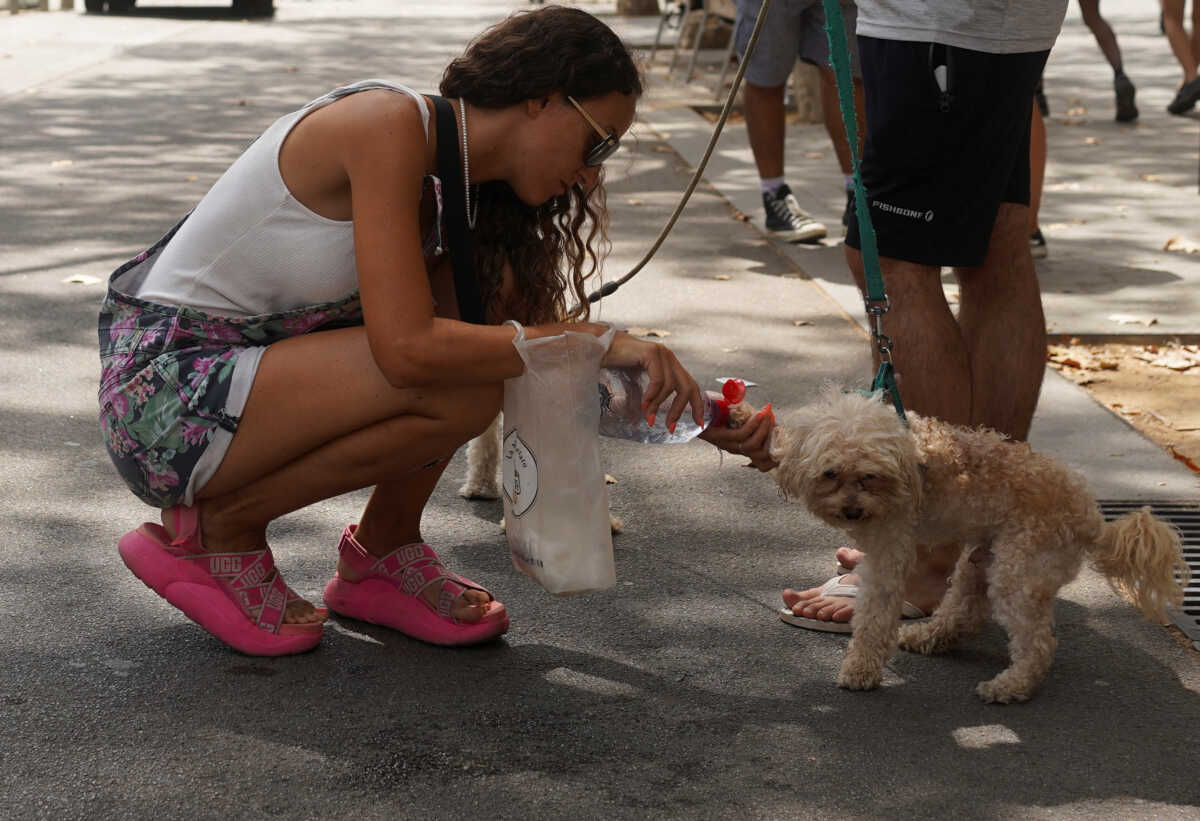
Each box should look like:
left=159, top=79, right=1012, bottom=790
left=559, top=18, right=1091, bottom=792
left=699, top=404, right=777, bottom=472
left=602, top=331, right=704, bottom=432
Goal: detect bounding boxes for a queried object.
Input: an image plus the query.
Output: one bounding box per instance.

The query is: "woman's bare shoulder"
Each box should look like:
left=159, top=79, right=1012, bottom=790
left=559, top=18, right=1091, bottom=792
left=301, top=88, right=429, bottom=149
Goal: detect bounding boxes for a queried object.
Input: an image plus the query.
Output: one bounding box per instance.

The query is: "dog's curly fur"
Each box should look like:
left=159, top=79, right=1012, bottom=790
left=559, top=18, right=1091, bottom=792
left=733, top=386, right=1190, bottom=703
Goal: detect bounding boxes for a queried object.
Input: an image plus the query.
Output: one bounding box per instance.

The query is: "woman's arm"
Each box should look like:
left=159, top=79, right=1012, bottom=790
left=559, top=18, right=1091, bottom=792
left=325, top=93, right=709, bottom=430
left=324, top=94, right=596, bottom=385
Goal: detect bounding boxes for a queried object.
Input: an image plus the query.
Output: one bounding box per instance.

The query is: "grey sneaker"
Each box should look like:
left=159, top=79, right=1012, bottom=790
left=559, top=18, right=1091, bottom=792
left=763, top=184, right=827, bottom=243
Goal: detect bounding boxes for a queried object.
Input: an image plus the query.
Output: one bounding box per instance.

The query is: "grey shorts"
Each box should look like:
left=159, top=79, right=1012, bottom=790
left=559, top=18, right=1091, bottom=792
left=734, top=0, right=862, bottom=87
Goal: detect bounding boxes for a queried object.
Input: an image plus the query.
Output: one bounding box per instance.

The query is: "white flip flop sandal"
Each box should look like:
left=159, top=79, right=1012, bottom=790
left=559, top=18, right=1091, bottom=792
left=779, top=575, right=929, bottom=634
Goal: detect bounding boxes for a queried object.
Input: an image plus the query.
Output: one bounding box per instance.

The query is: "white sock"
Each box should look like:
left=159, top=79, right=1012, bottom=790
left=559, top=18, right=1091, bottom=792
left=760, top=176, right=786, bottom=194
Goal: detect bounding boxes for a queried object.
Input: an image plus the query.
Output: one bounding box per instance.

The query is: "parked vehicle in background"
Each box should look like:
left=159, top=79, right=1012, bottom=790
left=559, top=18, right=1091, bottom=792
left=84, top=0, right=274, bottom=15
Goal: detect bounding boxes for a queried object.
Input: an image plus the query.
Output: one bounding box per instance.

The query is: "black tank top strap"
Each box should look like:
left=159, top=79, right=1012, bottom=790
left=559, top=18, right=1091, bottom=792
left=429, top=95, right=485, bottom=325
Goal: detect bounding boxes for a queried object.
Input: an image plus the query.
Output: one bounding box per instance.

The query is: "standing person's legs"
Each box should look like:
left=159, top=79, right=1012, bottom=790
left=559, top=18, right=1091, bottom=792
left=955, top=203, right=1046, bottom=441
left=817, top=68, right=865, bottom=177
left=1079, top=0, right=1123, bottom=70
left=743, top=81, right=788, bottom=181
left=1191, top=0, right=1200, bottom=64
left=1079, top=0, right=1138, bottom=120
left=734, top=0, right=828, bottom=242
left=782, top=39, right=1047, bottom=628
left=806, top=0, right=864, bottom=225
left=1163, top=0, right=1199, bottom=82
left=1029, top=98, right=1047, bottom=257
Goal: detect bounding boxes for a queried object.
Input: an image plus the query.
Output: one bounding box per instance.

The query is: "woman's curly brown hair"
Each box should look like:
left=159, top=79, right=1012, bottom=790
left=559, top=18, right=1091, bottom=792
left=440, top=5, right=643, bottom=325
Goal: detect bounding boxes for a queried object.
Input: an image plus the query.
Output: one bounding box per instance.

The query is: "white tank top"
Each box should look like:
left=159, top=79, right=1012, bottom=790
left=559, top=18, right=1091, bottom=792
left=135, top=80, right=432, bottom=317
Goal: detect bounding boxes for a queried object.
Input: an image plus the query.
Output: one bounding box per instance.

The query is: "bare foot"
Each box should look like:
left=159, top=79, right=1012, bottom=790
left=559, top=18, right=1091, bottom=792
left=161, top=506, right=325, bottom=626
left=338, top=533, right=499, bottom=624
left=835, top=546, right=864, bottom=572
left=781, top=546, right=954, bottom=625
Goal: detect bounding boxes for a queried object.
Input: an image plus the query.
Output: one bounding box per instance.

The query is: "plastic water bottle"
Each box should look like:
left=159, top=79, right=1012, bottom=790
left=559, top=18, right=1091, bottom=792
left=597, top=367, right=746, bottom=444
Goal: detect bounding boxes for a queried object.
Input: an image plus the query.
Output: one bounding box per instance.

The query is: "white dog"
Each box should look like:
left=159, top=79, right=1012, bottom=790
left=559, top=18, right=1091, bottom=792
left=732, top=387, right=1189, bottom=703
left=459, top=415, right=623, bottom=533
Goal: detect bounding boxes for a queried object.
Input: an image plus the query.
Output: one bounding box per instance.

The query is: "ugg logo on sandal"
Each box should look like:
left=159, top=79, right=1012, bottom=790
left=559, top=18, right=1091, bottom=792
left=210, top=555, right=243, bottom=575
left=240, top=561, right=268, bottom=587
left=398, top=545, right=425, bottom=565
left=401, top=573, right=424, bottom=596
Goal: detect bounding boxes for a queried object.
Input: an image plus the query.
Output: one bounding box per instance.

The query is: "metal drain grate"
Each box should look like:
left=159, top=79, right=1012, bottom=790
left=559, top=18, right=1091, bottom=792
left=1099, top=501, right=1200, bottom=650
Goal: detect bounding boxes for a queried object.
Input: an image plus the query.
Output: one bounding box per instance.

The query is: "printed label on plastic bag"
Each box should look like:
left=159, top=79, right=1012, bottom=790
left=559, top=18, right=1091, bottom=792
left=502, top=429, right=538, bottom=517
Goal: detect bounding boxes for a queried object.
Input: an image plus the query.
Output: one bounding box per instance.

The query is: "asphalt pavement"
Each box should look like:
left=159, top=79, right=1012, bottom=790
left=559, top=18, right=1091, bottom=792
left=1, top=2, right=1197, bottom=819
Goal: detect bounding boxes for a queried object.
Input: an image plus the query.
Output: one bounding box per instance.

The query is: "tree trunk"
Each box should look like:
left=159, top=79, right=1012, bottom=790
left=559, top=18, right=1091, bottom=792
left=617, top=0, right=661, bottom=16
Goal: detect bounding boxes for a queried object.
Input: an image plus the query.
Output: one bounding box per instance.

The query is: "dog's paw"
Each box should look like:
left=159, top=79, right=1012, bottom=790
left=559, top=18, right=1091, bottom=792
left=837, top=654, right=883, bottom=691
left=899, top=622, right=952, bottom=655
left=458, top=480, right=502, bottom=500
left=976, top=673, right=1035, bottom=704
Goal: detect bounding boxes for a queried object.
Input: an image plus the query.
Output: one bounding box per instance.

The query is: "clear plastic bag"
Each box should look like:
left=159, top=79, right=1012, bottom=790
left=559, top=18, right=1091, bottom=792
left=501, top=321, right=616, bottom=595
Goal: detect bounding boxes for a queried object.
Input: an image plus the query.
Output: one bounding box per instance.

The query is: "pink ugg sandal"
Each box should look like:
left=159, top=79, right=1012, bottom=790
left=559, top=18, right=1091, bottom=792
left=322, top=525, right=509, bottom=646
left=118, top=505, right=326, bottom=656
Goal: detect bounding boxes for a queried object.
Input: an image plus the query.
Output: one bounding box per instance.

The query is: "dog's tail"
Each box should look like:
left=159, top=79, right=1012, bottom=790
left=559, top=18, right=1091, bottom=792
left=1089, top=507, right=1190, bottom=622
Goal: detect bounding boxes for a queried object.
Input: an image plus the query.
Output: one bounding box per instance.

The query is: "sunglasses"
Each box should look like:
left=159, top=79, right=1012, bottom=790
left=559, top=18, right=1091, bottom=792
left=567, top=95, right=620, bottom=166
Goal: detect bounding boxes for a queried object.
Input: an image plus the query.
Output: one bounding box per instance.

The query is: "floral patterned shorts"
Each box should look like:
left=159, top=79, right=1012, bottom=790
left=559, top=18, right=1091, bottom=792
left=98, top=219, right=364, bottom=508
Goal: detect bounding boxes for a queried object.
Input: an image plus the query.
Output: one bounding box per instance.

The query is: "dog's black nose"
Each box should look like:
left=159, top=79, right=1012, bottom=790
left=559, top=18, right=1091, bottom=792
left=842, top=507, right=863, bottom=520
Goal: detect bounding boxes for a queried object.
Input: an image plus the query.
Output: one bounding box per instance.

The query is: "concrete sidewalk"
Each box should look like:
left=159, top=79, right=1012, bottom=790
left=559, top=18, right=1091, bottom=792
left=0, top=2, right=1197, bottom=819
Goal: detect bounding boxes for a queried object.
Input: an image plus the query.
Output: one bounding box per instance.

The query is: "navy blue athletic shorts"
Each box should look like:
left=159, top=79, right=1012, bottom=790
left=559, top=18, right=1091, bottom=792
left=845, top=37, right=1049, bottom=268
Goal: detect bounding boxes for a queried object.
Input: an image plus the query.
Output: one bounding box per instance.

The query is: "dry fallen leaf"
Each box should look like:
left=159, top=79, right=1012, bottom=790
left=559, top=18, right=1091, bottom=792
left=626, top=327, right=671, bottom=338
left=1140, top=173, right=1164, bottom=182
left=626, top=198, right=644, bottom=206
left=1148, top=357, right=1199, bottom=372
left=604, top=474, right=617, bottom=485
left=722, top=346, right=740, bottom=353
left=1107, top=313, right=1158, bottom=327
left=62, top=274, right=101, bottom=285
left=793, top=319, right=812, bottom=327
left=713, top=274, right=731, bottom=281
left=50, top=159, right=73, bottom=168
left=1067, top=106, right=1087, bottom=116
left=731, top=210, right=751, bottom=222
left=1084, top=136, right=1102, bottom=145
left=1164, top=236, right=1200, bottom=254
left=185, top=175, right=198, bottom=182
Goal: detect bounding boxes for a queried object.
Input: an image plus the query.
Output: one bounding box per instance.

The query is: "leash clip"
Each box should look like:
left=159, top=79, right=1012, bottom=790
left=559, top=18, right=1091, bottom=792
left=864, top=296, right=892, bottom=361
